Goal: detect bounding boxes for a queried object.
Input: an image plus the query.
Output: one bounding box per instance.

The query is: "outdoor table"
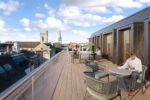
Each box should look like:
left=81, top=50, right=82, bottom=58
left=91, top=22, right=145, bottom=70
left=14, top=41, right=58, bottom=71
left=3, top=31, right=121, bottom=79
left=79, top=51, right=93, bottom=63
left=109, top=67, right=132, bottom=76
left=109, top=67, right=132, bottom=100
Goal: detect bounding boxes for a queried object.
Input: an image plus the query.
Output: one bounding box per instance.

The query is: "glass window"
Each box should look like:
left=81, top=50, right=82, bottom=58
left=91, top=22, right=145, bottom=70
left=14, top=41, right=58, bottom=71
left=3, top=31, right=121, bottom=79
left=4, top=64, right=13, bottom=71
left=0, top=66, right=5, bottom=74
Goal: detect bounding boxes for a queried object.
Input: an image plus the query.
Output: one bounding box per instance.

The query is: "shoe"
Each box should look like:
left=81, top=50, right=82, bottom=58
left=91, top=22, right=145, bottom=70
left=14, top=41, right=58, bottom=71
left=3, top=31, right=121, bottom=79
left=129, top=91, right=134, bottom=96
left=127, top=87, right=131, bottom=92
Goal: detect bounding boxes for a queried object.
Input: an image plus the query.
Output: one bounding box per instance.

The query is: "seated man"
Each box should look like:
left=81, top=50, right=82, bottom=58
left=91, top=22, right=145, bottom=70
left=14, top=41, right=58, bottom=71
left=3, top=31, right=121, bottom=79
left=118, top=53, right=142, bottom=95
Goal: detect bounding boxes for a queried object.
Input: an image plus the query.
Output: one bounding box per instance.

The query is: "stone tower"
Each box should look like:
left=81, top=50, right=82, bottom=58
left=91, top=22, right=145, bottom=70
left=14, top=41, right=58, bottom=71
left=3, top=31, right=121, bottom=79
left=58, top=30, right=62, bottom=44
left=40, top=30, right=48, bottom=43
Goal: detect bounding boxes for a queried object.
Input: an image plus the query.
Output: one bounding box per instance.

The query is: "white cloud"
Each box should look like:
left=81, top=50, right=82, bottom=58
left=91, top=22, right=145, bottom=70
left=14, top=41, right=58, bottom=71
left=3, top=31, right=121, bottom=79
left=0, top=19, right=6, bottom=31
left=102, top=15, right=124, bottom=23
left=33, top=17, right=69, bottom=31
left=138, top=0, right=150, bottom=3
left=0, top=0, right=20, bottom=16
left=20, top=18, right=30, bottom=27
left=117, top=0, right=142, bottom=8
left=44, top=3, right=55, bottom=16
left=35, top=13, right=46, bottom=18
left=0, top=30, right=39, bottom=42
left=114, top=7, right=123, bottom=13
left=62, top=0, right=142, bottom=8
left=58, top=6, right=124, bottom=27
left=84, top=6, right=112, bottom=13
left=72, top=30, right=89, bottom=38
left=20, top=18, right=31, bottom=31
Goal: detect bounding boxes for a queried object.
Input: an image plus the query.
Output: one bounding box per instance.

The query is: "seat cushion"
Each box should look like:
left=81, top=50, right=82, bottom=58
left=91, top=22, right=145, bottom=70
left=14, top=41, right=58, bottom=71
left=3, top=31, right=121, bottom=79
left=137, top=73, right=143, bottom=83
left=94, top=71, right=108, bottom=79
left=87, top=87, right=117, bottom=100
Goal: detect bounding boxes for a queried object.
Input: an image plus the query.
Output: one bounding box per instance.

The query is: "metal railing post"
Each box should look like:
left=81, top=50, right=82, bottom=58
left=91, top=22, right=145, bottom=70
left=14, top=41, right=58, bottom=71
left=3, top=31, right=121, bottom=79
left=32, top=76, right=35, bottom=100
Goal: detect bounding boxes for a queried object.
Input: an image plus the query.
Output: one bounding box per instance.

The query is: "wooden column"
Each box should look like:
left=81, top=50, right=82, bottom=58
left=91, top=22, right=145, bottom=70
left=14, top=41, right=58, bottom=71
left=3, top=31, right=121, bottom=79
left=112, top=29, right=117, bottom=64
left=116, top=30, right=123, bottom=65
left=101, top=34, right=105, bottom=54
left=131, top=24, right=134, bottom=52
left=95, top=36, right=97, bottom=49
left=144, top=19, right=150, bottom=80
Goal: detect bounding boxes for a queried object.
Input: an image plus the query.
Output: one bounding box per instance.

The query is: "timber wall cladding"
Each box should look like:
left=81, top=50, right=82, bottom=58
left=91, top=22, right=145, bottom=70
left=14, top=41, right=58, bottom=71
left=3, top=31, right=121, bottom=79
left=133, top=23, right=145, bottom=64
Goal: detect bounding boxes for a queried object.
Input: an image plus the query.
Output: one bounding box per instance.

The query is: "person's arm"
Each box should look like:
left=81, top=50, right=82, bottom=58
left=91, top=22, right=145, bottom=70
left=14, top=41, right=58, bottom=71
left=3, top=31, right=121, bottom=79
left=136, top=59, right=142, bottom=73
left=118, top=59, right=129, bottom=69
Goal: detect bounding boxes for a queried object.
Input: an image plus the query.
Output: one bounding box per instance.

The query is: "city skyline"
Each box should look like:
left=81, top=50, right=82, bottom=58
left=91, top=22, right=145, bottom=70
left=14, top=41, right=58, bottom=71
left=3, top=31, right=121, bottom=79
left=0, top=0, right=150, bottom=43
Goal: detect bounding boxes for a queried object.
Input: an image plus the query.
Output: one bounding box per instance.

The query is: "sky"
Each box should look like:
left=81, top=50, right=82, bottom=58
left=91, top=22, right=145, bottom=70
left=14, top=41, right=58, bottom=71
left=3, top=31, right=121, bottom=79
left=0, top=0, right=150, bottom=43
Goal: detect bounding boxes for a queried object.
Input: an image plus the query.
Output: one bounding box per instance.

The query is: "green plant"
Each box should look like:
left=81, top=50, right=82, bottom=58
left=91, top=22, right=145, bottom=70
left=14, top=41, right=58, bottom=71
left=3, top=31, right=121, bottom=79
left=88, top=42, right=94, bottom=52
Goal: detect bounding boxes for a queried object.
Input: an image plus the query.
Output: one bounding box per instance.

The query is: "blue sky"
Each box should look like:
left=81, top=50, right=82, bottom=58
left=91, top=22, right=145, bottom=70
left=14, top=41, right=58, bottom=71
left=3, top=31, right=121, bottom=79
left=0, top=0, right=150, bottom=43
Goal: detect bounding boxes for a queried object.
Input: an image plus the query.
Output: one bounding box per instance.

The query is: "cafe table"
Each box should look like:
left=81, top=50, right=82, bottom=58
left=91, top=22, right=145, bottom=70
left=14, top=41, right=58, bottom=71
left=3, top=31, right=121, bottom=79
left=109, top=67, right=132, bottom=100
left=109, top=67, right=132, bottom=76
left=79, top=51, right=93, bottom=63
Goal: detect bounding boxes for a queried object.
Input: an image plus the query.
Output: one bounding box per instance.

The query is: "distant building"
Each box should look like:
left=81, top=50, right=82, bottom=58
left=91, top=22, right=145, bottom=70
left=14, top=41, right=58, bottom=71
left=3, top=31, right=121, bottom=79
left=12, top=53, right=30, bottom=73
left=40, top=30, right=48, bottom=43
left=34, top=31, right=56, bottom=62
left=58, top=30, right=62, bottom=44
left=0, top=43, right=13, bottom=54
left=12, top=42, right=20, bottom=53
left=0, top=55, right=26, bottom=92
left=69, top=42, right=80, bottom=50
left=18, top=42, right=40, bottom=51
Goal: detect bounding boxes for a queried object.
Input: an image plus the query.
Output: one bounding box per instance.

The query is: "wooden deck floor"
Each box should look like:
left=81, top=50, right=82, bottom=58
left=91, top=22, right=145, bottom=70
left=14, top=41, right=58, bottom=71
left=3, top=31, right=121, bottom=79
left=51, top=52, right=150, bottom=100
left=1, top=52, right=150, bottom=100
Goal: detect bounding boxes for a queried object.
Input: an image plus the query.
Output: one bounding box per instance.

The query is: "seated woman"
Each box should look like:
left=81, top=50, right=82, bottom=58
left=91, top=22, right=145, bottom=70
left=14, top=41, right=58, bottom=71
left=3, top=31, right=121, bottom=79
left=96, top=47, right=101, bottom=56
left=117, top=53, right=142, bottom=95
left=95, top=47, right=101, bottom=60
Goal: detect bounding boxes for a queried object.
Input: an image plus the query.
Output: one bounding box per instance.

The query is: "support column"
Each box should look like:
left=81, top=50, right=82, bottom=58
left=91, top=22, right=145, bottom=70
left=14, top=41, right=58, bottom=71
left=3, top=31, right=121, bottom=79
left=116, top=30, right=123, bottom=65
left=144, top=19, right=150, bottom=80
left=112, top=29, right=117, bottom=64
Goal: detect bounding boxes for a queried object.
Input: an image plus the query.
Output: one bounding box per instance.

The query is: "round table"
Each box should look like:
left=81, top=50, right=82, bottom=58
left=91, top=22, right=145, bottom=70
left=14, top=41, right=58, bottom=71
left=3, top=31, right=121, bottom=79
left=109, top=67, right=132, bottom=76
left=109, top=67, right=132, bottom=99
left=79, top=51, right=94, bottom=62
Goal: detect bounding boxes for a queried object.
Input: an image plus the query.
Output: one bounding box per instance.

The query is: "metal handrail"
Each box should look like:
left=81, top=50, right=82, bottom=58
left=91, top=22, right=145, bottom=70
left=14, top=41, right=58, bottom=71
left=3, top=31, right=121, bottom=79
left=0, top=51, right=64, bottom=100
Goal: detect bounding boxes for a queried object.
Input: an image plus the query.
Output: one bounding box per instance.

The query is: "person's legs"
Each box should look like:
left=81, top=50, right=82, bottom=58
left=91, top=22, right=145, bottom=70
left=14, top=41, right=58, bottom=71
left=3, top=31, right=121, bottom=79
left=117, top=76, right=129, bottom=92
left=131, top=72, right=139, bottom=91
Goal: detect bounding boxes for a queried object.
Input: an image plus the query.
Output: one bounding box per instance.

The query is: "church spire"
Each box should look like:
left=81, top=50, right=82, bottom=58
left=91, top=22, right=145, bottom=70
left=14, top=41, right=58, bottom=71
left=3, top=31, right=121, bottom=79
left=58, top=30, right=62, bottom=44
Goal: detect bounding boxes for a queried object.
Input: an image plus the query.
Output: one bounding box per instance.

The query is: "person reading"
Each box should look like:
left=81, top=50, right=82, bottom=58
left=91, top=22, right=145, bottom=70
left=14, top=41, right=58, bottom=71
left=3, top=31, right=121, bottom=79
left=118, top=53, right=142, bottom=95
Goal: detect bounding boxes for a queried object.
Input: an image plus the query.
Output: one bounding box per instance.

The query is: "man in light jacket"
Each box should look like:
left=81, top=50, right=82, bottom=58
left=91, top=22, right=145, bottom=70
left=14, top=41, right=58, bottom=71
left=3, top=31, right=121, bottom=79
left=118, top=53, right=142, bottom=95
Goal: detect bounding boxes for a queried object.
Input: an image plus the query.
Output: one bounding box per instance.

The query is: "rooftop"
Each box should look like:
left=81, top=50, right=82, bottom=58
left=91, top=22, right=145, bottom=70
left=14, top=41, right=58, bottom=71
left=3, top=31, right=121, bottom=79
left=0, top=51, right=150, bottom=100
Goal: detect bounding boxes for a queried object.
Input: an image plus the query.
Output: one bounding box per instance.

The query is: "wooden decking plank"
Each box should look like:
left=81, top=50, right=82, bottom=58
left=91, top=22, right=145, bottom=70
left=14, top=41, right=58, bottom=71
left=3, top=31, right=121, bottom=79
left=71, top=60, right=79, bottom=100
left=52, top=54, right=68, bottom=100
left=78, top=63, right=87, bottom=99
left=57, top=54, right=70, bottom=100
left=65, top=55, right=72, bottom=100
left=74, top=63, right=83, bottom=100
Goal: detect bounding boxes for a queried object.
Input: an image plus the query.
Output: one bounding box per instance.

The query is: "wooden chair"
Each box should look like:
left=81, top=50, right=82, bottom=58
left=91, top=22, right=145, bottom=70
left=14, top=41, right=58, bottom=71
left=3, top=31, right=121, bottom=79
left=84, top=72, right=121, bottom=100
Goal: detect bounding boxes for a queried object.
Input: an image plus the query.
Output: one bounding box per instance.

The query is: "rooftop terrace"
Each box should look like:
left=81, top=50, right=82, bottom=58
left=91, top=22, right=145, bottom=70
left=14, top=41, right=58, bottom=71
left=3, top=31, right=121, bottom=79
left=0, top=51, right=150, bottom=100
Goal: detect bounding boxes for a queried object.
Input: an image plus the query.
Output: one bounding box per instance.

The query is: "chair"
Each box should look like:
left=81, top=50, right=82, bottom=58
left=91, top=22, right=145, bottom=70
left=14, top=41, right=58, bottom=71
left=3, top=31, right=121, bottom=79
left=84, top=61, right=109, bottom=81
left=84, top=72, right=121, bottom=100
left=71, top=53, right=79, bottom=63
left=95, top=55, right=102, bottom=61
left=85, top=61, right=106, bottom=72
left=136, top=65, right=148, bottom=94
